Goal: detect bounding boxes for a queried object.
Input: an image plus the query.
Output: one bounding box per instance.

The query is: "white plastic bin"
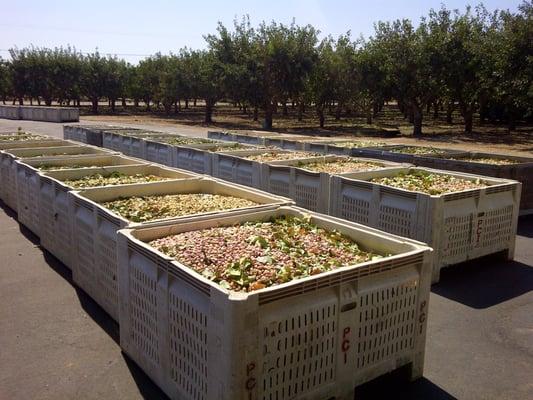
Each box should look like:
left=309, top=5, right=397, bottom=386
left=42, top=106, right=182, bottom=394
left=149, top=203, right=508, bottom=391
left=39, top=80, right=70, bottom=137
left=415, top=152, right=533, bottom=215
left=117, top=206, right=432, bottom=400
left=329, top=167, right=521, bottom=282
left=69, top=178, right=293, bottom=321
left=262, top=156, right=407, bottom=213
left=38, top=164, right=196, bottom=268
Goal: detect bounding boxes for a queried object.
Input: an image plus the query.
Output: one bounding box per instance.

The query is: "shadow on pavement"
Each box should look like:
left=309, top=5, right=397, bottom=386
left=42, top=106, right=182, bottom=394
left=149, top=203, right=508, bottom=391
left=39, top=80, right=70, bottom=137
left=355, top=365, right=457, bottom=399
left=123, top=355, right=171, bottom=400
left=432, top=255, right=533, bottom=309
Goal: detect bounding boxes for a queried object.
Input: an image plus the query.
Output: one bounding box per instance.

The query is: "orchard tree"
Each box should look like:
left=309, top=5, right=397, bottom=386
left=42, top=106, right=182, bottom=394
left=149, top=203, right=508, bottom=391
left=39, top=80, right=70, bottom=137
left=370, top=19, right=436, bottom=136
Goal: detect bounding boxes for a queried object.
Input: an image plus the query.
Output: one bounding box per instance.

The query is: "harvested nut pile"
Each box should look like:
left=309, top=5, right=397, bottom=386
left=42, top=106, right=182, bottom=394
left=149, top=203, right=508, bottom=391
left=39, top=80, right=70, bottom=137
left=102, top=193, right=258, bottom=222
left=244, top=151, right=320, bottom=162
left=63, top=172, right=171, bottom=188
left=0, top=134, right=47, bottom=141
left=164, top=137, right=217, bottom=145
left=370, top=170, right=488, bottom=195
left=450, top=157, right=521, bottom=165
left=38, top=164, right=100, bottom=170
left=149, top=215, right=379, bottom=292
left=299, top=159, right=383, bottom=173
left=330, top=141, right=386, bottom=148
left=389, top=146, right=448, bottom=155
left=210, top=143, right=255, bottom=152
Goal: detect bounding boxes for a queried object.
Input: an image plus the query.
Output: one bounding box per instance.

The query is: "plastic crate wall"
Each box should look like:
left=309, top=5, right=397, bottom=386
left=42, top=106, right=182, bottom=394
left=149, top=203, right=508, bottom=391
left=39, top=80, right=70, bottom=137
left=117, top=207, right=432, bottom=400
left=414, top=153, right=533, bottom=215
left=329, top=169, right=521, bottom=282
left=0, top=153, right=18, bottom=210
left=211, top=153, right=263, bottom=189
left=174, top=147, right=213, bottom=174
left=69, top=179, right=292, bottom=322
left=39, top=178, right=73, bottom=267
left=262, top=164, right=330, bottom=213
left=145, top=141, right=174, bottom=166
left=15, top=162, right=42, bottom=235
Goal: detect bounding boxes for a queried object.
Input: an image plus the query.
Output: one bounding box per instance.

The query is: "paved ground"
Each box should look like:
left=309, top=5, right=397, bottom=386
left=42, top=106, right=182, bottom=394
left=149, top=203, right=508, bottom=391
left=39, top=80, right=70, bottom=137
left=1, top=119, right=532, bottom=399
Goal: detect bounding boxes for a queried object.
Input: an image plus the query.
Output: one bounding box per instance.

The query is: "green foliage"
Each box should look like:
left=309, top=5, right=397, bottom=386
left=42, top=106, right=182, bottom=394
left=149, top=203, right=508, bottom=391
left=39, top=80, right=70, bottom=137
left=1, top=2, right=531, bottom=133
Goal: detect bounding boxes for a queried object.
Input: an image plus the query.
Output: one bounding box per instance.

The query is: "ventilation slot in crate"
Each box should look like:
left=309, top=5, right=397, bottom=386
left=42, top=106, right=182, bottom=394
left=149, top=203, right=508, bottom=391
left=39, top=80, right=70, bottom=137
left=130, top=263, right=159, bottom=365
left=475, top=206, right=514, bottom=249
left=355, top=282, right=418, bottom=370
left=378, top=206, right=413, bottom=238
left=441, top=214, right=472, bottom=261
left=260, top=303, right=337, bottom=400
left=169, top=293, right=208, bottom=400
left=295, top=184, right=318, bottom=211
left=341, top=196, right=370, bottom=225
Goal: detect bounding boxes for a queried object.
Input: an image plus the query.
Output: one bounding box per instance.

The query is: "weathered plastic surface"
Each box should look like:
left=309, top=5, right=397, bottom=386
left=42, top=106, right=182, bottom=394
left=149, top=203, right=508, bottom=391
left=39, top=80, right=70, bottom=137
left=117, top=206, right=432, bottom=400
left=261, top=156, right=405, bottom=213
left=15, top=106, right=79, bottom=122
left=329, top=167, right=521, bottom=282
left=38, top=164, right=196, bottom=268
left=414, top=152, right=533, bottom=215
left=0, top=105, right=21, bottom=119
left=354, top=145, right=467, bottom=163
left=68, top=178, right=293, bottom=321
left=0, top=139, right=73, bottom=210
left=63, top=125, right=128, bottom=147
left=0, top=138, right=70, bottom=151
left=6, top=145, right=114, bottom=159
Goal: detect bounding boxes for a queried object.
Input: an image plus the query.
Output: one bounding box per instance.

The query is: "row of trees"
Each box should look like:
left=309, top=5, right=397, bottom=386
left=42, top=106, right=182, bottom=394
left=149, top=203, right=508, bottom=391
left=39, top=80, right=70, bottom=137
left=0, top=2, right=531, bottom=135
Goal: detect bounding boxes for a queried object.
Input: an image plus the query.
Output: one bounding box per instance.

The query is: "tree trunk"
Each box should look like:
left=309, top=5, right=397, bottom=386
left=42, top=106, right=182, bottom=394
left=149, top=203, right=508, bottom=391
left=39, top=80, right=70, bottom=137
left=426, top=103, right=431, bottom=115
left=373, top=102, right=379, bottom=118
left=122, top=98, right=127, bottom=108
left=335, top=103, right=342, bottom=120
left=408, top=106, right=414, bottom=124
left=253, top=107, right=259, bottom=121
left=145, top=99, right=151, bottom=111
left=19, top=98, right=24, bottom=105
left=282, top=102, right=288, bottom=116
left=298, top=102, right=304, bottom=121
left=29, top=98, right=33, bottom=105
left=37, top=97, right=41, bottom=106
left=205, top=100, right=213, bottom=123
left=185, top=99, right=189, bottom=109
left=433, top=101, right=439, bottom=119
left=317, top=107, right=325, bottom=128
left=242, top=104, right=247, bottom=114
left=464, top=110, right=473, bottom=133
left=446, top=102, right=454, bottom=124
left=134, top=99, right=139, bottom=108
left=460, top=102, right=474, bottom=133
left=91, top=98, right=98, bottom=114
left=193, top=99, right=197, bottom=107
left=45, top=98, right=52, bottom=106
left=111, top=99, right=116, bottom=113
left=263, top=104, right=274, bottom=130
left=413, top=104, right=423, bottom=137
left=366, top=109, right=372, bottom=125
left=174, top=101, right=179, bottom=114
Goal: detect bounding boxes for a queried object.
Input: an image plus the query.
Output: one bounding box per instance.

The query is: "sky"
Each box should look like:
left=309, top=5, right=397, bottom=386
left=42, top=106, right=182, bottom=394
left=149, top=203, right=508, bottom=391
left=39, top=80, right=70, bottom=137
left=0, top=0, right=521, bottom=63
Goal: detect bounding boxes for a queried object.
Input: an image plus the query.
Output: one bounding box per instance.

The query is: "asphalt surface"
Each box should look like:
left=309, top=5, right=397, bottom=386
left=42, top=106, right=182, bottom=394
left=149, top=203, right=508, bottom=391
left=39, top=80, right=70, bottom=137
left=0, top=120, right=532, bottom=400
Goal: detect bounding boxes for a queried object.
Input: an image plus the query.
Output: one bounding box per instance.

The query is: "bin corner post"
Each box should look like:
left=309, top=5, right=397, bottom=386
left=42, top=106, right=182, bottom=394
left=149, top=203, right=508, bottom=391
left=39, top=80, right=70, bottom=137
left=208, top=291, right=260, bottom=400
left=411, top=250, right=432, bottom=381
left=117, top=231, right=132, bottom=352
left=509, top=181, right=523, bottom=260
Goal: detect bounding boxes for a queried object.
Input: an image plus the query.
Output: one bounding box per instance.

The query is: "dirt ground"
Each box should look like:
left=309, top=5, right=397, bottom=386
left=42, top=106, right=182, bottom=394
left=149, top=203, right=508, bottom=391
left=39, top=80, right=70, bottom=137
left=81, top=104, right=533, bottom=156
